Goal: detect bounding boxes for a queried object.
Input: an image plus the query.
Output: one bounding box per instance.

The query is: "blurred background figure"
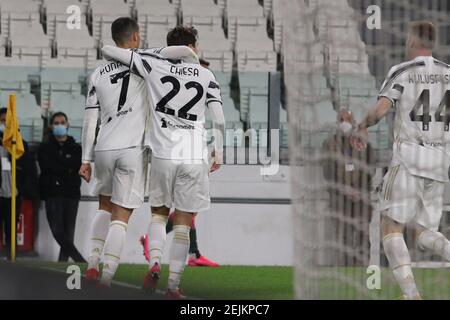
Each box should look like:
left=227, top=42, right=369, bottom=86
left=0, top=107, right=38, bottom=260
left=38, top=112, right=85, bottom=262
left=321, top=107, right=375, bottom=266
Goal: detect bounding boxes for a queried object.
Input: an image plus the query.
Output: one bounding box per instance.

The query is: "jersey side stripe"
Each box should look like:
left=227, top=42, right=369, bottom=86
left=433, top=59, right=450, bottom=68
left=379, top=61, right=426, bottom=94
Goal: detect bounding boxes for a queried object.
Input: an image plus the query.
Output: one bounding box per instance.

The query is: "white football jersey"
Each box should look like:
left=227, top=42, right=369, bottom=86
left=379, top=55, right=450, bottom=181
left=128, top=50, right=222, bottom=160
left=85, top=59, right=150, bottom=152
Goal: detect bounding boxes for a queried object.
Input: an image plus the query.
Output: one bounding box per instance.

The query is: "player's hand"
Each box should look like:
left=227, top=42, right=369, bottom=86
left=350, top=128, right=368, bottom=152
left=209, top=150, right=223, bottom=173
left=79, top=163, right=92, bottom=183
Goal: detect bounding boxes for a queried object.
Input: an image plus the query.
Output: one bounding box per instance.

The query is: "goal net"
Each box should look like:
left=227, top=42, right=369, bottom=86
left=284, top=0, right=450, bottom=299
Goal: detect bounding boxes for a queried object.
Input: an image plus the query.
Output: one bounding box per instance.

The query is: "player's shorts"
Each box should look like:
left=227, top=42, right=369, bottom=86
left=149, top=155, right=210, bottom=213
left=94, top=147, right=149, bottom=209
left=378, top=164, right=444, bottom=231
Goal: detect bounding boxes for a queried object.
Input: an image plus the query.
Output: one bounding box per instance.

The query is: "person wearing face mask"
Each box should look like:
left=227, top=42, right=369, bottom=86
left=38, top=112, right=85, bottom=262
left=321, top=107, right=376, bottom=266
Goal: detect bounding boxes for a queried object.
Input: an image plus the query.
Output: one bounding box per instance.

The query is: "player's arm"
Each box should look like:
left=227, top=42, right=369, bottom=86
left=206, top=76, right=225, bottom=172
left=209, top=101, right=225, bottom=171
left=101, top=45, right=199, bottom=78
left=80, top=79, right=100, bottom=182
left=353, top=67, right=403, bottom=150
left=357, top=97, right=393, bottom=130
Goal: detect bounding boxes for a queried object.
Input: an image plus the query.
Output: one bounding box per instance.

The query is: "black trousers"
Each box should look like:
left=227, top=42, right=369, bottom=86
left=45, top=197, right=85, bottom=263
left=0, top=197, right=20, bottom=260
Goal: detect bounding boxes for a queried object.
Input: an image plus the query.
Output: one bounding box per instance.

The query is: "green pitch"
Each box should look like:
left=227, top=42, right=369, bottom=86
left=23, top=262, right=450, bottom=300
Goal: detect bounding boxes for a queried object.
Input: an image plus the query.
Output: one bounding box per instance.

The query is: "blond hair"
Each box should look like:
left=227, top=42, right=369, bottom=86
left=409, top=21, right=437, bottom=50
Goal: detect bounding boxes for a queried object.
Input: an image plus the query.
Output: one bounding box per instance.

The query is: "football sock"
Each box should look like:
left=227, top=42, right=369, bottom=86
left=189, top=227, right=201, bottom=258
left=418, top=230, right=450, bottom=261
left=168, top=225, right=190, bottom=291
left=87, top=209, right=111, bottom=270
left=149, top=214, right=168, bottom=267
left=100, top=221, right=127, bottom=286
left=383, top=233, right=420, bottom=299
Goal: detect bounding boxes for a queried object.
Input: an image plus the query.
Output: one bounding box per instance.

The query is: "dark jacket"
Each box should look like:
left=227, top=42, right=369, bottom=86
left=38, top=135, right=82, bottom=200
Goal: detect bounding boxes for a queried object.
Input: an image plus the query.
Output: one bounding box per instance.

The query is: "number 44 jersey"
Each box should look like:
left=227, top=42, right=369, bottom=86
left=85, top=59, right=149, bottom=152
left=379, top=55, right=450, bottom=182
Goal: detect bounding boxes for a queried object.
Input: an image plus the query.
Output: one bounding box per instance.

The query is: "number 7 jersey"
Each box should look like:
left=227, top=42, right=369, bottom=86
left=85, top=59, right=150, bottom=152
left=128, top=50, right=222, bottom=160
left=379, top=55, right=450, bottom=182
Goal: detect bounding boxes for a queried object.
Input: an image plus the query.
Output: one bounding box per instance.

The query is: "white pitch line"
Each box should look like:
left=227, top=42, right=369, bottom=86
left=39, top=266, right=201, bottom=300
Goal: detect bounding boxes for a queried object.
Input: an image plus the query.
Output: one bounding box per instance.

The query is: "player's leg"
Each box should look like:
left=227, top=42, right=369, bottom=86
left=86, top=151, right=114, bottom=279
left=380, top=165, right=421, bottom=299
left=166, top=161, right=211, bottom=298
left=100, top=148, right=148, bottom=286
left=415, top=180, right=450, bottom=261
left=100, top=203, right=132, bottom=286
left=166, top=209, right=193, bottom=298
left=187, top=215, right=220, bottom=267
left=143, top=156, right=175, bottom=291
left=86, top=195, right=112, bottom=280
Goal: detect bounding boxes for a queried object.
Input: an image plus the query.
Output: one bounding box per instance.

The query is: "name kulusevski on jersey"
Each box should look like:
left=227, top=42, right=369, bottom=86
left=378, top=55, right=450, bottom=182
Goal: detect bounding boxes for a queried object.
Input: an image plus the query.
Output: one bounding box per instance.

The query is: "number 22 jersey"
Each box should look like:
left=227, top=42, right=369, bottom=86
left=127, top=50, right=222, bottom=161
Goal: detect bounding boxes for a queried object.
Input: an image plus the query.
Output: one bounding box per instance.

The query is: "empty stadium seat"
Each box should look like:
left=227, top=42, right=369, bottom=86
left=55, top=23, right=95, bottom=50
left=134, top=0, right=176, bottom=25
left=44, top=0, right=89, bottom=37
left=0, top=81, right=43, bottom=142
left=227, top=0, right=265, bottom=44
left=145, top=22, right=176, bottom=48
left=181, top=0, right=222, bottom=27
left=238, top=72, right=270, bottom=121
left=195, top=25, right=232, bottom=74
left=90, top=0, right=132, bottom=40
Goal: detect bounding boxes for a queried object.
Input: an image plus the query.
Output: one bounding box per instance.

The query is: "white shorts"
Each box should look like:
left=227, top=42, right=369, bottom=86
left=94, top=147, right=149, bottom=209
left=149, top=156, right=210, bottom=212
left=378, top=164, right=444, bottom=231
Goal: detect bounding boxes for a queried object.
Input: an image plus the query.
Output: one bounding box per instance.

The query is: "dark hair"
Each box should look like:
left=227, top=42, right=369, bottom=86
left=111, top=17, right=139, bottom=45
left=166, top=25, right=198, bottom=47
left=0, top=108, right=7, bottom=116
left=50, top=112, right=68, bottom=124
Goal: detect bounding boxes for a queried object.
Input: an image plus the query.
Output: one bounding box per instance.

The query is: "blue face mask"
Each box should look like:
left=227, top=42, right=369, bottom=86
left=53, top=124, right=68, bottom=137
left=0, top=123, right=5, bottom=133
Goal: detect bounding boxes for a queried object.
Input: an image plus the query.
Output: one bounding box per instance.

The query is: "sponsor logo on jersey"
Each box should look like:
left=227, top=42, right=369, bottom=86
left=117, top=107, right=133, bottom=117
left=160, top=117, right=194, bottom=130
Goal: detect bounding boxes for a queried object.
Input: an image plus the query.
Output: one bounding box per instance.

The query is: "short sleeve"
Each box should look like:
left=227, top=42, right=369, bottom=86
left=378, top=66, right=405, bottom=105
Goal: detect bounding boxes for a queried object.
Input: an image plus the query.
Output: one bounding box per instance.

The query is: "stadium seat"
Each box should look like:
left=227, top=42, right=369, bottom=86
left=90, top=0, right=132, bottom=41
left=44, top=0, right=89, bottom=38
left=227, top=0, right=265, bottom=44
left=0, top=80, right=43, bottom=142
left=55, top=22, right=95, bottom=51
left=181, top=0, right=222, bottom=27
left=238, top=71, right=271, bottom=121
left=47, top=47, right=96, bottom=71
left=194, top=25, right=232, bottom=74
left=145, top=21, right=177, bottom=48
left=9, top=20, right=50, bottom=48
left=134, top=0, right=176, bottom=29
